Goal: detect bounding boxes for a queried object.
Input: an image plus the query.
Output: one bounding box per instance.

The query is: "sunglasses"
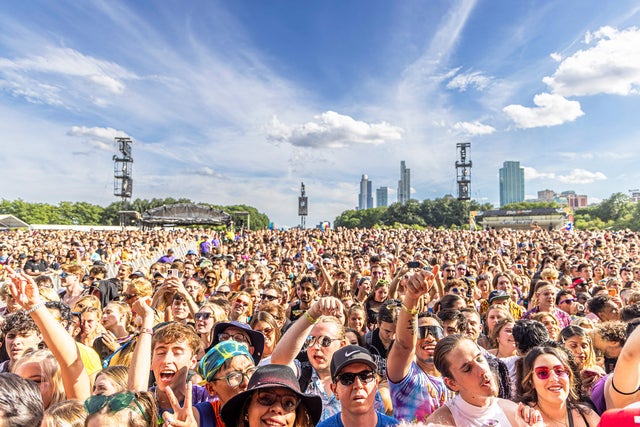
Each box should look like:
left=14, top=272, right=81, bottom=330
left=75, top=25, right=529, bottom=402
left=205, top=276, right=217, bottom=281
left=444, top=269, right=455, bottom=273
left=303, top=335, right=340, bottom=350
left=260, top=294, right=279, bottom=302
left=121, top=293, right=137, bottom=300
left=195, top=312, right=212, bottom=321
left=255, top=390, right=300, bottom=413
left=218, top=332, right=250, bottom=344
left=559, top=298, right=576, bottom=305
left=216, top=291, right=230, bottom=297
left=256, top=327, right=274, bottom=336
left=451, top=287, right=466, bottom=294
left=84, top=392, right=148, bottom=422
left=534, top=365, right=569, bottom=380
left=212, top=366, right=257, bottom=387
left=372, top=271, right=385, bottom=277
left=334, top=370, right=376, bottom=386
left=234, top=300, right=249, bottom=307
left=418, top=325, right=444, bottom=340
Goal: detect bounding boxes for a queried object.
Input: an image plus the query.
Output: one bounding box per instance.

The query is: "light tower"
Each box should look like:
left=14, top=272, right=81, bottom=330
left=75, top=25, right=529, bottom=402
left=455, top=142, right=472, bottom=201
left=298, top=182, right=308, bottom=229
left=113, top=137, right=133, bottom=226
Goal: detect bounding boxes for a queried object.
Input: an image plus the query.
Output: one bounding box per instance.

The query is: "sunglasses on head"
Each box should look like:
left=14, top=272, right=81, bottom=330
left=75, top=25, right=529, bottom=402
left=255, top=390, right=300, bottom=413
left=84, top=392, right=148, bottom=422
left=418, top=325, right=444, bottom=340
left=334, top=370, right=376, bottom=386
left=195, top=312, right=212, bottom=321
left=534, top=365, right=569, bottom=380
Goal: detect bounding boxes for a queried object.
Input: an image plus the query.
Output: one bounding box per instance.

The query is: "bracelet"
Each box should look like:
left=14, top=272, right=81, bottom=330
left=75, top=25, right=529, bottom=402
left=304, top=311, right=317, bottom=324
left=610, top=377, right=640, bottom=396
left=25, top=302, right=45, bottom=314
left=401, top=303, right=418, bottom=315
left=140, top=328, right=154, bottom=336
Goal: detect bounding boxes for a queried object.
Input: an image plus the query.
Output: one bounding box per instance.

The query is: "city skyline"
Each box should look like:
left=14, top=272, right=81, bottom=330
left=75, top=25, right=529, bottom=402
left=0, top=1, right=639, bottom=226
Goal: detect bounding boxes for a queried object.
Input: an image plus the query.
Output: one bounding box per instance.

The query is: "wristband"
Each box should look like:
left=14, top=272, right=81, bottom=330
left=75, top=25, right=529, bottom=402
left=401, top=303, right=418, bottom=315
left=304, top=311, right=317, bottom=324
left=25, top=302, right=45, bottom=314
left=140, top=328, right=154, bottom=336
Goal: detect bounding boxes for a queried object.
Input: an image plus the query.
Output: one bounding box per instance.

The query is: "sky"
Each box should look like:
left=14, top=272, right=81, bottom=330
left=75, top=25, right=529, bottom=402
left=1, top=0, right=640, bottom=228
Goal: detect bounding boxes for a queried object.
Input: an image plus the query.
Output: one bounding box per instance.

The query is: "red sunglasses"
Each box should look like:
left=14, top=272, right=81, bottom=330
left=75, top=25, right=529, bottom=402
left=534, top=365, right=569, bottom=380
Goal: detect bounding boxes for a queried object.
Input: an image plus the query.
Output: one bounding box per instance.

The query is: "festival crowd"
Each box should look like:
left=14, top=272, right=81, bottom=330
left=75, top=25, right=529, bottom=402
left=0, top=226, right=639, bottom=426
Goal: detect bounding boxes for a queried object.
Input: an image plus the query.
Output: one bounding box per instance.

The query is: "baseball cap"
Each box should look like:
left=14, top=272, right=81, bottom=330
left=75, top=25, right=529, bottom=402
left=186, top=250, right=197, bottom=255
left=330, top=345, right=377, bottom=381
left=489, top=290, right=510, bottom=304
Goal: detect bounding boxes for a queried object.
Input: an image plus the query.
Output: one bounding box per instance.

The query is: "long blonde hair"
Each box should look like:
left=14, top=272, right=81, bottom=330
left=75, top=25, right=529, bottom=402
left=13, top=349, right=65, bottom=409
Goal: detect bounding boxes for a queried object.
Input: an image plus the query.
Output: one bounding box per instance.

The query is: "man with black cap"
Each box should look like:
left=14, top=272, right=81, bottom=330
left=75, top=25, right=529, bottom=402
left=317, top=345, right=398, bottom=427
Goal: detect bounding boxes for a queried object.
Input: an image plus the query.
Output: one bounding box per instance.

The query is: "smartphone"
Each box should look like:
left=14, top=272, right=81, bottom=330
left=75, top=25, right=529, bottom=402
left=407, top=261, right=421, bottom=269
left=168, top=269, right=179, bottom=278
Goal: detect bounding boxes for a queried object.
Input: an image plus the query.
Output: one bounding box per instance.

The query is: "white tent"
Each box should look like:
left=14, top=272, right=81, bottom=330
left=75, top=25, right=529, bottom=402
left=0, top=215, right=29, bottom=229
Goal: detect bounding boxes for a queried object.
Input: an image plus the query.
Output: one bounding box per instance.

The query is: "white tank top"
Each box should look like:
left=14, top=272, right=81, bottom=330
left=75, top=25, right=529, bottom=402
left=445, top=394, right=513, bottom=427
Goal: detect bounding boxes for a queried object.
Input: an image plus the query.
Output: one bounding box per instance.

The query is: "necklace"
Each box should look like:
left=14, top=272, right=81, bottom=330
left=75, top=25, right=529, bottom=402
left=536, top=404, right=567, bottom=426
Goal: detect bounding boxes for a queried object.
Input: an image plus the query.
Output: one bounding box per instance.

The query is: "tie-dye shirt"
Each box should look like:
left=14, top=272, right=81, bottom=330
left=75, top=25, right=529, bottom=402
left=388, top=361, right=453, bottom=422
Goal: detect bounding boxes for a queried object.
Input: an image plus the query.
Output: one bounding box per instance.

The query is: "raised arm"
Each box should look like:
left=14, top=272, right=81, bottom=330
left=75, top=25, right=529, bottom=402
left=127, top=297, right=155, bottom=392
left=606, top=323, right=640, bottom=408
left=387, top=267, right=436, bottom=383
left=271, top=296, right=344, bottom=370
left=8, top=268, right=91, bottom=401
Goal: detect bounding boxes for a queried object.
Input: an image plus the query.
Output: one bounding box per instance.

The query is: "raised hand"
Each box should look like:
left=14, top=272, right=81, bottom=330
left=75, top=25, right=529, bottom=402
left=162, top=381, right=198, bottom=427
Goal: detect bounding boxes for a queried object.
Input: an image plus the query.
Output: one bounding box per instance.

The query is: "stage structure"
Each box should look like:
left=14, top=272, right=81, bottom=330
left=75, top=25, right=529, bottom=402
left=298, top=182, right=308, bottom=229
left=456, top=142, right=472, bottom=201
left=113, top=137, right=134, bottom=227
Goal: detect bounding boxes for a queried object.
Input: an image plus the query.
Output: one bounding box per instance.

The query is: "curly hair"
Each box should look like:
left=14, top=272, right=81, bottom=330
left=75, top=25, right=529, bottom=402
left=595, top=321, right=627, bottom=345
left=2, top=310, right=40, bottom=336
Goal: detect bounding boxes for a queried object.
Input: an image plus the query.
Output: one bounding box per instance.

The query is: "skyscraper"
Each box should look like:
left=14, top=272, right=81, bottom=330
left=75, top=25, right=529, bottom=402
left=376, top=187, right=388, bottom=207
left=359, top=174, right=373, bottom=210
left=397, top=161, right=410, bottom=205
left=499, top=161, right=525, bottom=206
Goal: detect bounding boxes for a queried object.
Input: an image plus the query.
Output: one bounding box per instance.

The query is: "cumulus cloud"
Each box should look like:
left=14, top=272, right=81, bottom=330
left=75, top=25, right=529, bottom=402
left=523, top=166, right=606, bottom=184
left=446, top=70, right=491, bottom=91
left=68, top=126, right=131, bottom=151
left=556, top=169, right=607, bottom=184
left=266, top=111, right=404, bottom=148
left=550, top=52, right=562, bottom=62
left=452, top=120, right=496, bottom=135
left=543, top=26, right=640, bottom=96
left=503, top=93, right=584, bottom=128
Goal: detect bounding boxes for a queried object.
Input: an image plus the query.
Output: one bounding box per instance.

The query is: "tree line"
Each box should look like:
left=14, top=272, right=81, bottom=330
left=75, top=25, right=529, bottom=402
left=333, top=192, right=640, bottom=231
left=0, top=198, right=270, bottom=230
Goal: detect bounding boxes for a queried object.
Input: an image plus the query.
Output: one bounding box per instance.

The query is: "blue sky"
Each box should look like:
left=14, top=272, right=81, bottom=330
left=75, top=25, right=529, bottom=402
left=1, top=0, right=639, bottom=227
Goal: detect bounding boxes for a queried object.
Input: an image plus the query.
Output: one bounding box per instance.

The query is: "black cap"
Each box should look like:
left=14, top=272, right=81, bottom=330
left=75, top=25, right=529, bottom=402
left=330, top=345, right=377, bottom=380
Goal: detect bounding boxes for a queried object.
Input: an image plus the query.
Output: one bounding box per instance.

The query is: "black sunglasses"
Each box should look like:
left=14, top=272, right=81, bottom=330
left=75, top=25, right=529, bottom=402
left=303, top=335, right=340, bottom=350
left=418, top=325, right=444, bottom=340
left=260, top=294, right=279, bottom=301
left=84, top=392, right=148, bottom=422
left=195, top=312, right=212, bottom=321
left=334, top=370, right=376, bottom=386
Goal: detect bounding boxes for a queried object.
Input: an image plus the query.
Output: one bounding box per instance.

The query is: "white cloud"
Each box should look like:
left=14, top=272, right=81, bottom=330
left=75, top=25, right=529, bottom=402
left=446, top=70, right=491, bottom=91
left=0, top=46, right=135, bottom=106
left=503, top=92, right=584, bottom=128
left=266, top=111, right=404, bottom=148
left=524, top=166, right=556, bottom=180
left=556, top=169, right=607, bottom=184
left=523, top=166, right=606, bottom=184
left=68, top=126, right=131, bottom=151
left=543, top=26, right=640, bottom=96
left=452, top=120, right=496, bottom=135
left=550, top=52, right=562, bottom=62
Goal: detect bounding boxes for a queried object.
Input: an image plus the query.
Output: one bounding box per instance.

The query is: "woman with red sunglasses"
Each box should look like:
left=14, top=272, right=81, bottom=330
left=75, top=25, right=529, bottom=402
left=517, top=346, right=600, bottom=427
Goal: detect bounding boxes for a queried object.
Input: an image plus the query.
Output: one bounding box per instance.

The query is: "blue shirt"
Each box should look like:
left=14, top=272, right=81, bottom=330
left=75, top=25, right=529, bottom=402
left=317, top=411, right=398, bottom=427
